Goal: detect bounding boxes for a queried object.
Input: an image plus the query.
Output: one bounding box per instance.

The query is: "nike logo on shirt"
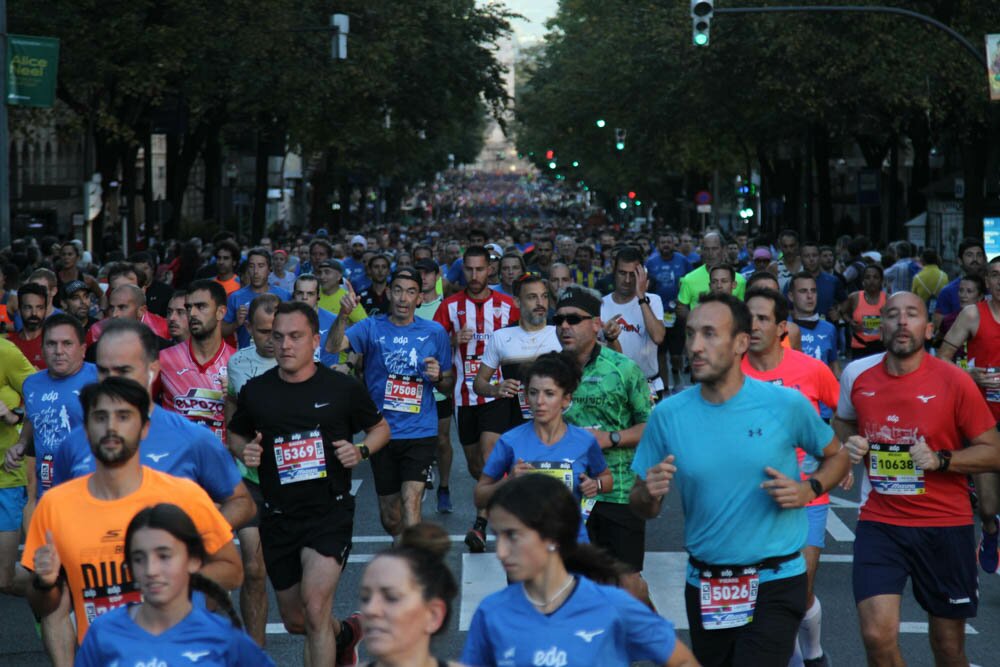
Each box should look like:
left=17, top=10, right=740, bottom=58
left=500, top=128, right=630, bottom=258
left=315, top=402, right=330, bottom=408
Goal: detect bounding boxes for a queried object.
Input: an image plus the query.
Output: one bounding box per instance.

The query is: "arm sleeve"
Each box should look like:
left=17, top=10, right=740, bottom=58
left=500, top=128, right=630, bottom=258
left=481, top=436, right=513, bottom=479
left=460, top=608, right=493, bottom=666
left=347, top=376, right=384, bottom=433
left=617, top=588, right=677, bottom=663
left=180, top=481, right=236, bottom=554
left=194, top=431, right=242, bottom=501
left=344, top=318, right=370, bottom=355
left=792, top=392, right=834, bottom=458
left=585, top=438, right=609, bottom=475
left=631, top=411, right=667, bottom=480
left=480, top=332, right=502, bottom=369
left=223, top=294, right=238, bottom=323
left=435, top=326, right=452, bottom=371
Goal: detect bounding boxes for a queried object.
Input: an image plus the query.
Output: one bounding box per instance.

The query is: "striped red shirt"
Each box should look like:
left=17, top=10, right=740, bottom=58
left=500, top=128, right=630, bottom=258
left=433, top=290, right=519, bottom=407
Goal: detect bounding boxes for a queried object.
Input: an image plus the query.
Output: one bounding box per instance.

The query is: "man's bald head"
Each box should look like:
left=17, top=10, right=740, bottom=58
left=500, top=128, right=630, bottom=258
left=883, top=291, right=927, bottom=318
left=108, top=284, right=147, bottom=321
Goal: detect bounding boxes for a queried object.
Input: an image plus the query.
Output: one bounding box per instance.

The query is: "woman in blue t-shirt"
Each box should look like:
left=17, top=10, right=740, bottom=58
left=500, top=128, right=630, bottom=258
left=462, top=474, right=698, bottom=666
left=475, top=351, right=612, bottom=541
left=76, top=503, right=274, bottom=667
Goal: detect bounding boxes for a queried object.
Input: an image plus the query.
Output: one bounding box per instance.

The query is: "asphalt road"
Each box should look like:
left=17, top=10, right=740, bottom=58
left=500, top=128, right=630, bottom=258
left=2, top=437, right=998, bottom=666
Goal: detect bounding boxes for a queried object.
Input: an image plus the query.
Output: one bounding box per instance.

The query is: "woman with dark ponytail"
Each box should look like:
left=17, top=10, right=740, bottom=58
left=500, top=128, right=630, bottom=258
left=75, top=503, right=274, bottom=666
left=462, top=475, right=699, bottom=667
left=359, top=522, right=460, bottom=667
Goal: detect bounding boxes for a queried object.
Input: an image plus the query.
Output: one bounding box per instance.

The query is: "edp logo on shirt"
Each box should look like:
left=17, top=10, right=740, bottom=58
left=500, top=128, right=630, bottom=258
left=533, top=647, right=568, bottom=667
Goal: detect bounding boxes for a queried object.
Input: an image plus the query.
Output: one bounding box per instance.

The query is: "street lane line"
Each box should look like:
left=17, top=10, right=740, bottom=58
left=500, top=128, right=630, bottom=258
left=826, top=510, right=856, bottom=542
left=459, top=553, right=507, bottom=631
left=828, top=494, right=859, bottom=509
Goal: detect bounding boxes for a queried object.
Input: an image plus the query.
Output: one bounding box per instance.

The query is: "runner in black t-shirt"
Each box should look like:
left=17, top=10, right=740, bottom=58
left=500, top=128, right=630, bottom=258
left=228, top=301, right=390, bottom=666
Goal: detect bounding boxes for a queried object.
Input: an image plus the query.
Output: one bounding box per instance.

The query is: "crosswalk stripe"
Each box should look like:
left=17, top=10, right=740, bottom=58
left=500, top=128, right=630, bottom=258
left=826, top=510, right=856, bottom=542
left=459, top=553, right=507, bottom=631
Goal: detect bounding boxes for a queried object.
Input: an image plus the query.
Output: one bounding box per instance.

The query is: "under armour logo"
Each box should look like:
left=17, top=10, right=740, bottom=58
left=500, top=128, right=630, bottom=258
left=748, top=428, right=762, bottom=437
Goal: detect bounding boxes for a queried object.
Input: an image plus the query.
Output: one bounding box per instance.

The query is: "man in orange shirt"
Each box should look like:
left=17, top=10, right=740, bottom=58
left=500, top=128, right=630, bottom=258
left=741, top=287, right=840, bottom=667
left=20, top=377, right=242, bottom=664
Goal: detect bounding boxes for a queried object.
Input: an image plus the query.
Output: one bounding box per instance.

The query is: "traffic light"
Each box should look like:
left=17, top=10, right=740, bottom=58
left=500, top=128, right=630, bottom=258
left=596, top=119, right=606, bottom=128
left=548, top=161, right=557, bottom=170
left=628, top=191, right=636, bottom=199
left=691, top=1, right=713, bottom=47
left=571, top=161, right=579, bottom=167
left=545, top=149, right=555, bottom=160
left=615, top=128, right=626, bottom=151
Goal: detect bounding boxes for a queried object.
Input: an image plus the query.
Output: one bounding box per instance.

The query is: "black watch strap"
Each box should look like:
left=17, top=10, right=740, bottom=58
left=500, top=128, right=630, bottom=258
left=807, top=477, right=823, bottom=498
left=936, top=449, right=952, bottom=472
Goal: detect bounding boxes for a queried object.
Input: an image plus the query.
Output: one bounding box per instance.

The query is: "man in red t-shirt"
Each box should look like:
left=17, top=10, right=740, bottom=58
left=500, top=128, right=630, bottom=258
left=11, top=283, right=48, bottom=369
left=158, top=280, right=233, bottom=441
left=939, top=255, right=1000, bottom=573
left=834, top=292, right=1000, bottom=667
left=433, top=246, right=519, bottom=552
left=741, top=287, right=840, bottom=667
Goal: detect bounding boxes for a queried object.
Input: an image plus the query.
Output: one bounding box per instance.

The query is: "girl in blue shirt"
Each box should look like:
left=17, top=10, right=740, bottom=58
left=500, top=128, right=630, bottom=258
left=76, top=503, right=273, bottom=667
left=475, top=351, right=612, bottom=542
left=462, top=474, right=698, bottom=667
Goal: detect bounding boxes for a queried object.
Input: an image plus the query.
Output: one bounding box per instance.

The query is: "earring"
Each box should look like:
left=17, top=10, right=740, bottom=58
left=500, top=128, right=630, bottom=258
left=547, top=544, right=556, bottom=552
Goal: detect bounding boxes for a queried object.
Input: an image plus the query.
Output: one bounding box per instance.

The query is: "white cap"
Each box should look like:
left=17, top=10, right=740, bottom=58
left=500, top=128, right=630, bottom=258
left=350, top=235, right=367, bottom=248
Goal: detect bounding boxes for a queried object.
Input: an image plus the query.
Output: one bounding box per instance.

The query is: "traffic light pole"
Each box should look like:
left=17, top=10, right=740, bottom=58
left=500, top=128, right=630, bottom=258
left=713, top=5, right=987, bottom=70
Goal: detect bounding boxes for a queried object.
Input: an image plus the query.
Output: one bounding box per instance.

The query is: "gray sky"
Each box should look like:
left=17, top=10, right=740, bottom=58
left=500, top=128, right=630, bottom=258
left=494, top=0, right=558, bottom=44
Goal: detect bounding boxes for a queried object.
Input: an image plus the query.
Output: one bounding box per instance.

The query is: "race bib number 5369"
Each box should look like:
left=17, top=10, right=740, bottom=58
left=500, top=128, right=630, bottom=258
left=274, top=430, right=327, bottom=485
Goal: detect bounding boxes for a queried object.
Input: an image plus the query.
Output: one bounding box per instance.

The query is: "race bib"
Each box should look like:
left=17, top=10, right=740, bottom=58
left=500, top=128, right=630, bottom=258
left=530, top=461, right=574, bottom=490
left=273, top=430, right=327, bottom=485
left=663, top=311, right=677, bottom=328
left=384, top=374, right=424, bottom=413
left=581, top=497, right=597, bottom=523
left=83, top=581, right=141, bottom=627
left=39, top=453, right=54, bottom=493
left=868, top=443, right=924, bottom=495
left=861, top=315, right=881, bottom=336
left=986, top=368, right=1000, bottom=402
left=699, top=569, right=760, bottom=630
left=463, top=355, right=498, bottom=386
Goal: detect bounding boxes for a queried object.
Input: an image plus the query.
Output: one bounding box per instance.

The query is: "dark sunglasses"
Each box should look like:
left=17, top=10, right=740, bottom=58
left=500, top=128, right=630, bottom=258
left=553, top=314, right=593, bottom=326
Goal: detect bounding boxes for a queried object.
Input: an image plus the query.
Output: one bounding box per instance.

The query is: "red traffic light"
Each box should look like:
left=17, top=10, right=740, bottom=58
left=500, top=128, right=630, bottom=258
left=545, top=149, right=554, bottom=160
left=628, top=191, right=637, bottom=199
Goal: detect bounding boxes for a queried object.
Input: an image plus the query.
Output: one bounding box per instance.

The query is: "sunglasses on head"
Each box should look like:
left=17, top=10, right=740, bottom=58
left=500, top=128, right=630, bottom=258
left=553, top=313, right=593, bottom=326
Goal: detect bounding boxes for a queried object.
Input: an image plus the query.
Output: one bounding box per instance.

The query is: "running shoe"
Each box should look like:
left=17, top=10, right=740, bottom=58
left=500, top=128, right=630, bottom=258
left=335, top=612, right=363, bottom=666
left=804, top=654, right=830, bottom=667
left=978, top=518, right=999, bottom=574
left=437, top=487, right=453, bottom=514
left=465, top=527, right=486, bottom=553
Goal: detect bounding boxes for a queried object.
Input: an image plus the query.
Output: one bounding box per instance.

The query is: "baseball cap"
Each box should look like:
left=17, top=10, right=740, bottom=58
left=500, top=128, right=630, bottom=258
left=752, top=248, right=772, bottom=261
left=63, top=280, right=88, bottom=299
left=315, top=228, right=329, bottom=237
left=391, top=267, right=421, bottom=286
left=415, top=258, right=439, bottom=274
left=316, top=259, right=344, bottom=273
left=486, top=243, right=503, bottom=260
left=350, top=234, right=367, bottom=248
left=555, top=286, right=602, bottom=317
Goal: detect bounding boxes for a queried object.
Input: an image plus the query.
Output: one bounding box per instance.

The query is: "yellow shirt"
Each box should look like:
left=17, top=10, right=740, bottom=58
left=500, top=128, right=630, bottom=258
left=318, top=287, right=368, bottom=323
left=0, top=338, right=35, bottom=488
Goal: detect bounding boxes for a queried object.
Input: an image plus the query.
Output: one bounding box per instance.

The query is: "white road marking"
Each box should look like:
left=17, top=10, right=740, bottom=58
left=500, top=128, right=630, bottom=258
left=828, top=494, right=860, bottom=509
left=825, top=510, right=856, bottom=542
left=459, top=553, right=507, bottom=631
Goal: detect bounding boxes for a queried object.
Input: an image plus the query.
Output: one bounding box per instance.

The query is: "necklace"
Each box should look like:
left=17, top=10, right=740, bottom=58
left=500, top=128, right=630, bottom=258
left=523, top=575, right=575, bottom=608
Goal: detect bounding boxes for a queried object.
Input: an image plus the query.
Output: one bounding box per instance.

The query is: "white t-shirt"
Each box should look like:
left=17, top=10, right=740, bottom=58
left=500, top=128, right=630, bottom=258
left=481, top=325, right=561, bottom=419
left=601, top=293, right=664, bottom=390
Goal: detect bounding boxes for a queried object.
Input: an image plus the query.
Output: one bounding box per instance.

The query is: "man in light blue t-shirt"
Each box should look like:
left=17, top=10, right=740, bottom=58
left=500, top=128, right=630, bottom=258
left=629, top=292, right=849, bottom=667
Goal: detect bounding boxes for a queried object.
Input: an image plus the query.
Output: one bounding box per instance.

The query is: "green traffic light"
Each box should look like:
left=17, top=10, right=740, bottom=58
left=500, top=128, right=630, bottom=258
left=572, top=161, right=579, bottom=167
left=548, top=161, right=557, bottom=169
left=616, top=142, right=625, bottom=150
left=596, top=119, right=606, bottom=128
left=635, top=200, right=642, bottom=207
left=694, top=33, right=708, bottom=46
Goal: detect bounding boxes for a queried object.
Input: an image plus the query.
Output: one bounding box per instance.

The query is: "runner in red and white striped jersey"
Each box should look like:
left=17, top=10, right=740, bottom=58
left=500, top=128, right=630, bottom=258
left=433, top=246, right=519, bottom=552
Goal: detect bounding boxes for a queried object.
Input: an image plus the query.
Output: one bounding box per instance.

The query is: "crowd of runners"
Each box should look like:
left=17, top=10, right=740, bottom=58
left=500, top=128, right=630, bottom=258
left=0, top=170, right=995, bottom=666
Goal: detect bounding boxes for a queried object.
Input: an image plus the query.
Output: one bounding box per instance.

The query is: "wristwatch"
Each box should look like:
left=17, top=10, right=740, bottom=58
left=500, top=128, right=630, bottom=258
left=637, top=296, right=651, bottom=306
left=357, top=444, right=371, bottom=461
left=807, top=478, right=823, bottom=499
left=936, top=449, right=952, bottom=472
left=609, top=431, right=622, bottom=448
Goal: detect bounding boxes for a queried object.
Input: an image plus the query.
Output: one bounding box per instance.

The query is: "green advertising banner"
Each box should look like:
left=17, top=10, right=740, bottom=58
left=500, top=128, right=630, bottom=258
left=6, top=35, right=59, bottom=108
